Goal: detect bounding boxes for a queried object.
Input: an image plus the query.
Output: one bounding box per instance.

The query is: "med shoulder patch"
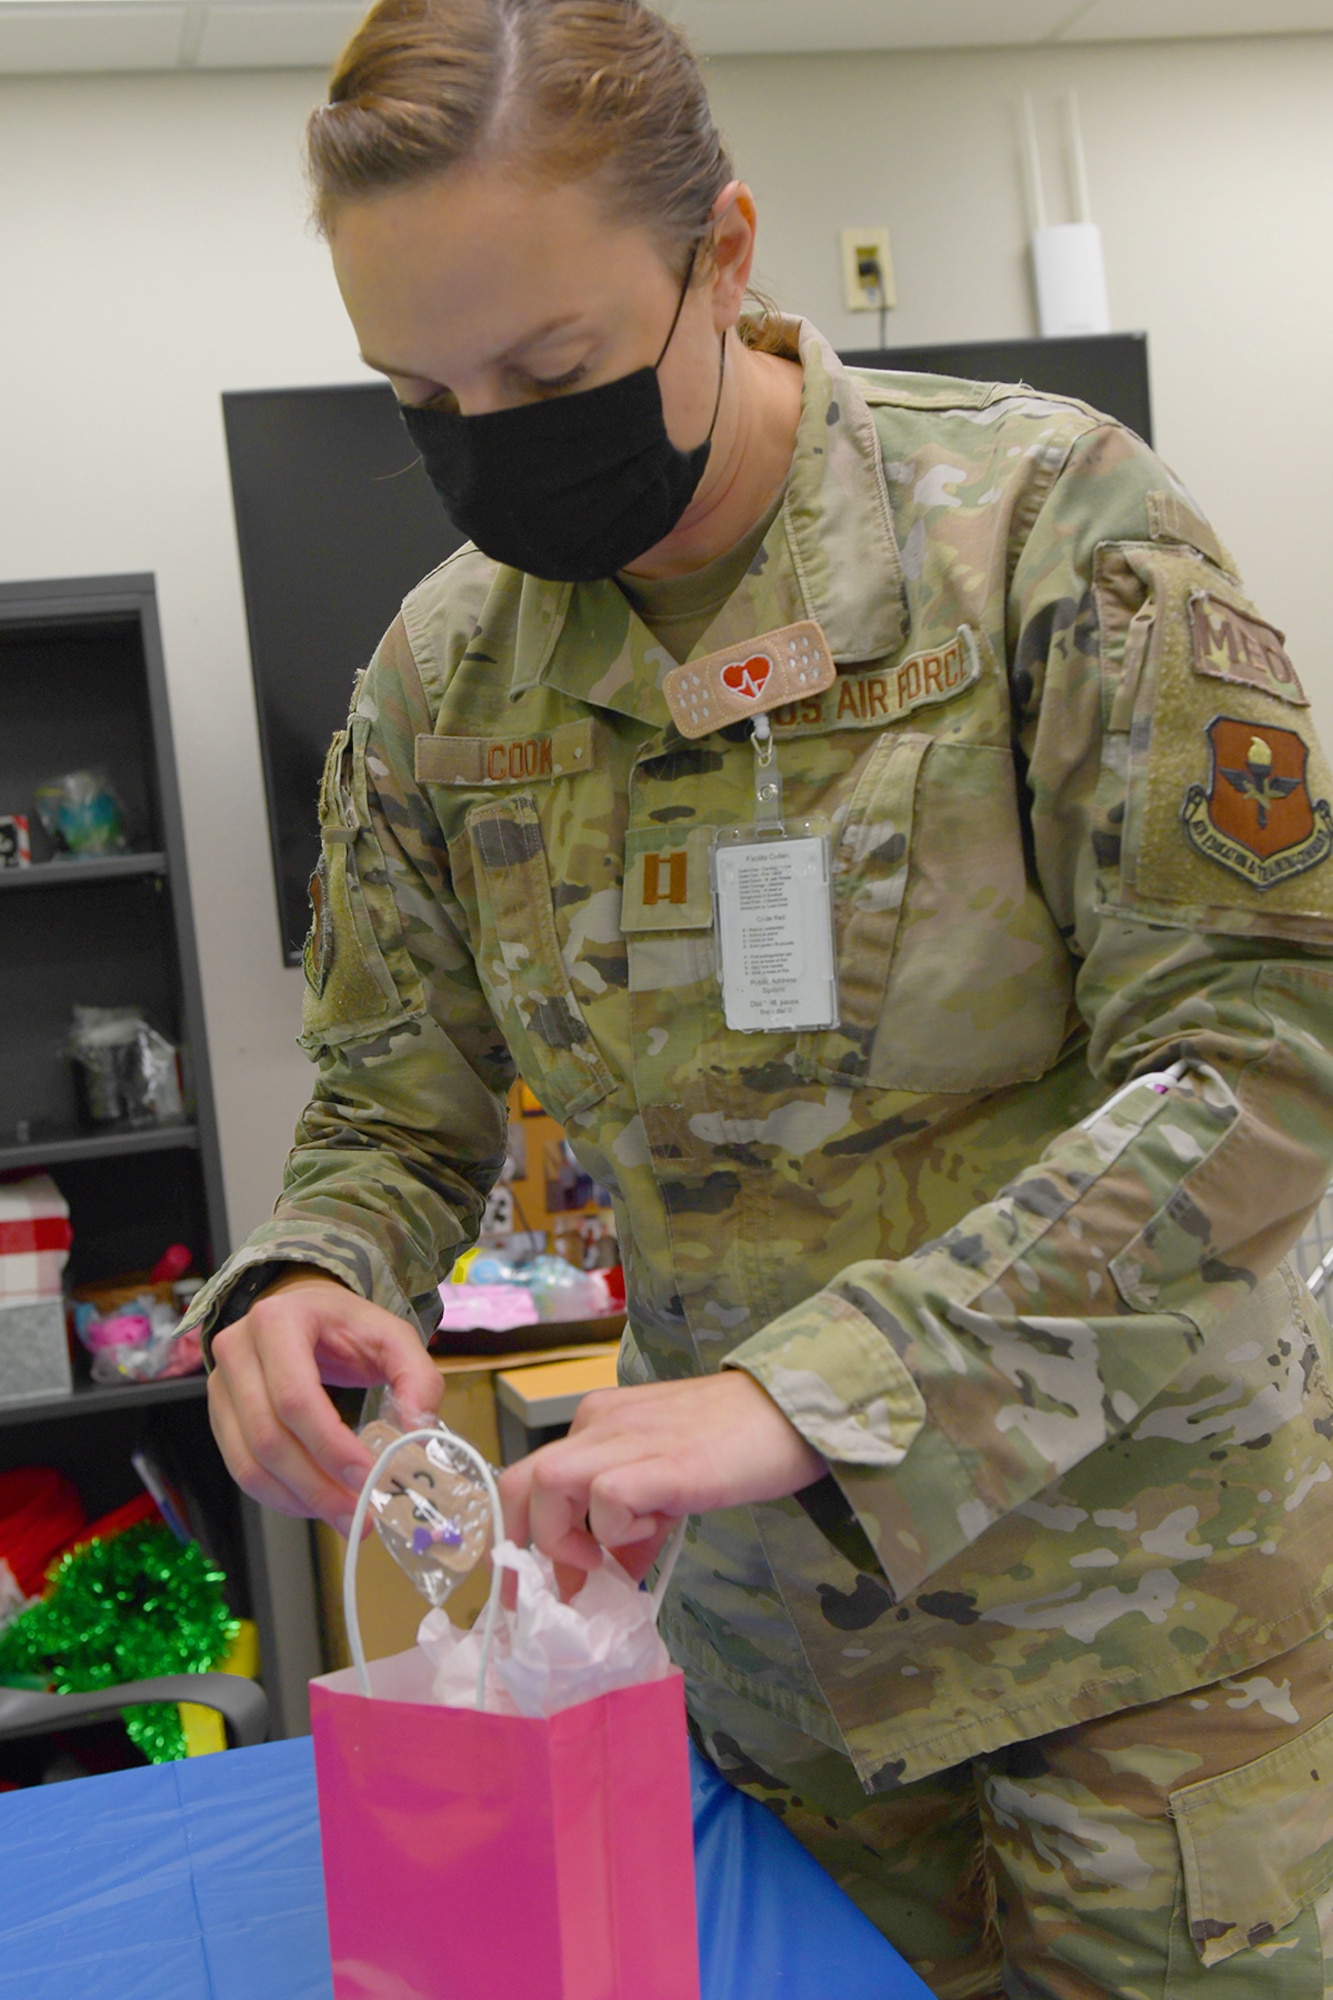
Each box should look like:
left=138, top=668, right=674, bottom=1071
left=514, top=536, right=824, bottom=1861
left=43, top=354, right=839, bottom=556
left=1188, top=594, right=1306, bottom=707
left=1103, top=544, right=1333, bottom=935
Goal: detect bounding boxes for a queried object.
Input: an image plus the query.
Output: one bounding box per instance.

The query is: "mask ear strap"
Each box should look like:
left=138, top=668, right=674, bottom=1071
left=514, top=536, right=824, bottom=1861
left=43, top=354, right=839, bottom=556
left=703, top=330, right=728, bottom=442
left=656, top=235, right=729, bottom=445
left=654, top=236, right=704, bottom=369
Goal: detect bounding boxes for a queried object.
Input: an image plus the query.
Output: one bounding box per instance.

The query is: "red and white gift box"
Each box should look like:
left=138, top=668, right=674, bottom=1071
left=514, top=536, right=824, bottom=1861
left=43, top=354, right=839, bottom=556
left=0, top=1176, right=72, bottom=1304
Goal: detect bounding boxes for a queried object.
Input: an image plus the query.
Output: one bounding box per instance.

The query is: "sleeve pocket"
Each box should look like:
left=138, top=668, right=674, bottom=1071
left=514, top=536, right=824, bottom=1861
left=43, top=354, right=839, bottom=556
left=1169, top=1705, right=1333, bottom=1972
left=299, top=720, right=426, bottom=1054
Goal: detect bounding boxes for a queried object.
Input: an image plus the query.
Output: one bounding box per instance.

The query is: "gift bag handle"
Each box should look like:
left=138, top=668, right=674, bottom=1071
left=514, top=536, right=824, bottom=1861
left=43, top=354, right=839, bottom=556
left=342, top=1427, right=689, bottom=1710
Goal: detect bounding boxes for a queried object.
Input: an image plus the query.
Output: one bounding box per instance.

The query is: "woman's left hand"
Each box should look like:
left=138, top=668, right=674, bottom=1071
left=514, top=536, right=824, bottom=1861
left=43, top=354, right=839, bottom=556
left=497, top=1369, right=825, bottom=1579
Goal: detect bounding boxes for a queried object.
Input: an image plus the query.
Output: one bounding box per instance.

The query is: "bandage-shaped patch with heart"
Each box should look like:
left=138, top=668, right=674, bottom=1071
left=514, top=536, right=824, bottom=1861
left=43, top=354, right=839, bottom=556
left=662, top=620, right=838, bottom=739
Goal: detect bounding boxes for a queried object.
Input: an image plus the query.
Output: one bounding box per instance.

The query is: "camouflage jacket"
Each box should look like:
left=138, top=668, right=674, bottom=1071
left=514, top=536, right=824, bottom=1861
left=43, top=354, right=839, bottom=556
left=187, top=320, right=1333, bottom=1789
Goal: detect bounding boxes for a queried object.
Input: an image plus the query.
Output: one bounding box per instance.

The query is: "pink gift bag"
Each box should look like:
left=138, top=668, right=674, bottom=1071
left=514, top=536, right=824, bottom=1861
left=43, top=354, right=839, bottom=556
left=310, top=1424, right=701, bottom=2000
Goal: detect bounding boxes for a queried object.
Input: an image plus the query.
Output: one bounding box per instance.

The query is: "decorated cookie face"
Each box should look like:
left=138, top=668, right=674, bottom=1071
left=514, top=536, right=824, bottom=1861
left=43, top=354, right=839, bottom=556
left=359, top=1419, right=494, bottom=1607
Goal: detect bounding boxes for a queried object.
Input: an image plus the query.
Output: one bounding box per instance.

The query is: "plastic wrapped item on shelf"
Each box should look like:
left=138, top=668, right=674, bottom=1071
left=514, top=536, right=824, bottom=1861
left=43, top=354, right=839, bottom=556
left=67, top=1006, right=184, bottom=1128
left=155, top=1323, right=205, bottom=1378
left=72, top=1291, right=183, bottom=1384
left=525, top=1254, right=614, bottom=1321
left=462, top=1250, right=614, bottom=1323
left=32, top=769, right=127, bottom=857
left=435, top=1281, right=539, bottom=1337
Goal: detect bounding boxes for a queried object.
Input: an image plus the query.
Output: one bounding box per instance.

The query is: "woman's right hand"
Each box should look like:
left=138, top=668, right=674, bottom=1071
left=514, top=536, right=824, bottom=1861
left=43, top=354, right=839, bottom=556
left=206, top=1270, right=443, bottom=1534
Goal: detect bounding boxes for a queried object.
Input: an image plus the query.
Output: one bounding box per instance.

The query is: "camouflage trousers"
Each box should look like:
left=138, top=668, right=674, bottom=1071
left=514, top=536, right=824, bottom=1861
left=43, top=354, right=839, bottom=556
left=687, top=1622, right=1333, bottom=1998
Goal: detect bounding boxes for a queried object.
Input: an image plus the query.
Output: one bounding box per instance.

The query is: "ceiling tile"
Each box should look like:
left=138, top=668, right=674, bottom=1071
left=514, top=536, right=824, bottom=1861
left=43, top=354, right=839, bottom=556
left=194, top=0, right=360, bottom=67
left=1061, top=0, right=1333, bottom=37
left=0, top=0, right=1322, bottom=80
left=668, top=0, right=1080, bottom=56
left=0, top=2, right=184, bottom=71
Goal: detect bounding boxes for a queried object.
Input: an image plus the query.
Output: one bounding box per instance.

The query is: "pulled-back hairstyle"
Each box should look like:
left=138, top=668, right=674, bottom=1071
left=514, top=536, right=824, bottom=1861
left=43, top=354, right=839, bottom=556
left=307, top=0, right=783, bottom=341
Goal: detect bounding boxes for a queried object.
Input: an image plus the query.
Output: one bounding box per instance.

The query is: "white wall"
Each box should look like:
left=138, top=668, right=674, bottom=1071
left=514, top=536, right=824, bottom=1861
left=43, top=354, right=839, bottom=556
left=709, top=35, right=1333, bottom=722
left=1, top=68, right=351, bottom=1245
left=2, top=33, right=1331, bottom=1244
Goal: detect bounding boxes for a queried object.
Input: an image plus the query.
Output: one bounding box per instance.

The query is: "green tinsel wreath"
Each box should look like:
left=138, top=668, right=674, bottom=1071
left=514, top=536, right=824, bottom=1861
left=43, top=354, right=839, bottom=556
left=0, top=1522, right=238, bottom=1763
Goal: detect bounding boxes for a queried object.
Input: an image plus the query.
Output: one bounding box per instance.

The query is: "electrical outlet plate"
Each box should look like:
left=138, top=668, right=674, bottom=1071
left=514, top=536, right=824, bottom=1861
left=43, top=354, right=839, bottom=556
left=840, top=226, right=897, bottom=315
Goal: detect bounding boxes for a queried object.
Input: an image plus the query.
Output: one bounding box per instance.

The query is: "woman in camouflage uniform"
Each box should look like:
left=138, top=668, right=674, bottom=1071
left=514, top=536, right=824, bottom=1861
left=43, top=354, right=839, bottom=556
left=191, top=3, right=1333, bottom=1992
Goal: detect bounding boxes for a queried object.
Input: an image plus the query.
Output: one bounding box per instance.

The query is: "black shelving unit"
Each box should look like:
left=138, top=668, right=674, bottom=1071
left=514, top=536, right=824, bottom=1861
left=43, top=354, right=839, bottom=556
left=0, top=574, right=321, bottom=1742
left=0, top=852, right=168, bottom=892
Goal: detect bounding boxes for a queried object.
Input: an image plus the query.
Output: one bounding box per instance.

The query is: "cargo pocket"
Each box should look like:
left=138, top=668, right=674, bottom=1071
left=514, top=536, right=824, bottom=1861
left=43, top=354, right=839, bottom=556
left=299, top=719, right=426, bottom=1055
left=798, top=733, right=1074, bottom=1092
left=466, top=792, right=615, bottom=1122
left=1167, top=1707, right=1333, bottom=1985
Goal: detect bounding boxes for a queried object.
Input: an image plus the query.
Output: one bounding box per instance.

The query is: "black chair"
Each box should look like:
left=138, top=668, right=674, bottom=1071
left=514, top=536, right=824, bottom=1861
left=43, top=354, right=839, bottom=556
left=0, top=1671, right=268, bottom=1750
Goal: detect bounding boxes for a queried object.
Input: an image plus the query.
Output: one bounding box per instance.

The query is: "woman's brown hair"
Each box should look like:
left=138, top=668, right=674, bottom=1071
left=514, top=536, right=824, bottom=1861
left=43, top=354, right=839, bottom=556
left=307, top=0, right=784, bottom=344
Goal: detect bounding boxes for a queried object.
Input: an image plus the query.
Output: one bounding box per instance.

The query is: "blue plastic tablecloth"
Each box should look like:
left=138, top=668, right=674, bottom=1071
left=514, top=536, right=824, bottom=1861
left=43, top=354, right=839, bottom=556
left=0, top=1734, right=931, bottom=1999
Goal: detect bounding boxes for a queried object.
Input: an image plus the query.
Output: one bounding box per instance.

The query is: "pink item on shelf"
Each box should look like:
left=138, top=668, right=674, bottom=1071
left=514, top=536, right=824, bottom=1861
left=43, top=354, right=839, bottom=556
left=435, top=1280, right=540, bottom=1334
left=157, top=1325, right=205, bottom=1378
left=84, top=1310, right=152, bottom=1351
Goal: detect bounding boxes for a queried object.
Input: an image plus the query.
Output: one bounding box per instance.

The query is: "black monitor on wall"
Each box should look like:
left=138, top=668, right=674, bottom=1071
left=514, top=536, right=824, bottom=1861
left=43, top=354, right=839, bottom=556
left=223, top=385, right=464, bottom=964
left=225, top=332, right=1151, bottom=964
left=842, top=331, right=1152, bottom=445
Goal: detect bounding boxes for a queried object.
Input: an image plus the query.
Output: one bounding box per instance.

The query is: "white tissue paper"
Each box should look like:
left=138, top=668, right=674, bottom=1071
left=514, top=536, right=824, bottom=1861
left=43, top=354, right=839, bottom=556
left=417, top=1539, right=674, bottom=1717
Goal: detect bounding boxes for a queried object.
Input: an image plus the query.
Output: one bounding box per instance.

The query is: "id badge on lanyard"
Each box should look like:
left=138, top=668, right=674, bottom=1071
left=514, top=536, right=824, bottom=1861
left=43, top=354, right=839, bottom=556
left=662, top=619, right=841, bottom=1036
left=710, top=717, right=839, bottom=1034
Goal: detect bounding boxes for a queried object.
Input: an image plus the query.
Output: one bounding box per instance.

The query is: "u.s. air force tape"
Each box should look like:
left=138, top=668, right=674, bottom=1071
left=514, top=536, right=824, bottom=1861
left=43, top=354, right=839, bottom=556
left=663, top=621, right=838, bottom=739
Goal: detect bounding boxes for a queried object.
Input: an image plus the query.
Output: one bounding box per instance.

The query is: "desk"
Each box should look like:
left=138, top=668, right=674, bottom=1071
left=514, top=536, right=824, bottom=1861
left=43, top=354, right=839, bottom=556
left=0, top=1736, right=930, bottom=1999
left=494, top=1351, right=621, bottom=1462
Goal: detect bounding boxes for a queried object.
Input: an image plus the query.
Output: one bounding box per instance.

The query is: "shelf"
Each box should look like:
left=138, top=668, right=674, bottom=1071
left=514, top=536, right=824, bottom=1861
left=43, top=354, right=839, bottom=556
left=0, top=1121, right=199, bottom=1173
left=0, top=1371, right=208, bottom=1429
left=0, top=852, right=167, bottom=892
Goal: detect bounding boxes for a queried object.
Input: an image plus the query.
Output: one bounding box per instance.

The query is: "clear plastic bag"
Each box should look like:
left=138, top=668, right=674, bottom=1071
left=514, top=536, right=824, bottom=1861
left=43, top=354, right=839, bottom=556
left=68, top=1006, right=183, bottom=1128
left=357, top=1396, right=496, bottom=1610
left=461, top=1251, right=612, bottom=1322
left=33, top=770, right=127, bottom=857
left=73, top=1292, right=183, bottom=1382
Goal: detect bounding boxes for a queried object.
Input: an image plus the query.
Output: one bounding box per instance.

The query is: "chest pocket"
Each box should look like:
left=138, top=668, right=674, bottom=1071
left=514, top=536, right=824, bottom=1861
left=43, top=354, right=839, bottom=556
left=797, top=732, right=1074, bottom=1093
left=465, top=792, right=616, bottom=1122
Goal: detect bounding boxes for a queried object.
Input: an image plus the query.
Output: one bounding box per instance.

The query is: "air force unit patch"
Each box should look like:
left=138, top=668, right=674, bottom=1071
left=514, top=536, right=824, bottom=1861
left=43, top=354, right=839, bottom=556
left=1182, top=717, right=1333, bottom=890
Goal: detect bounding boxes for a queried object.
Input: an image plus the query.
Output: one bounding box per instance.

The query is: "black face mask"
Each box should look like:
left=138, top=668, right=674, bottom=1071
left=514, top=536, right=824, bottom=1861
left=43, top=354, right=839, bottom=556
left=399, top=255, right=725, bottom=583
